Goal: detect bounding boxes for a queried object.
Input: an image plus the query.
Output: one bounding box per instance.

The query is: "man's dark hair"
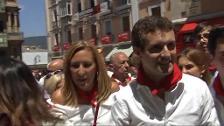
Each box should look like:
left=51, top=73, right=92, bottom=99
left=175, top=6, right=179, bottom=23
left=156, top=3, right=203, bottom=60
left=208, top=26, right=224, bottom=56
left=131, top=16, right=173, bottom=50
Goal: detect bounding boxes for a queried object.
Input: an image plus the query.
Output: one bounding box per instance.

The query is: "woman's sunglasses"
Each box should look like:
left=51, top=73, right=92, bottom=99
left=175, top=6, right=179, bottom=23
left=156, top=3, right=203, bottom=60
left=45, top=70, right=63, bottom=80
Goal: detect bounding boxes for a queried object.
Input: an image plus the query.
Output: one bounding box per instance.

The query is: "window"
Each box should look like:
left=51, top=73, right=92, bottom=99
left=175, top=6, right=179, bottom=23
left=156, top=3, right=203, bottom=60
left=55, top=33, right=59, bottom=45
left=0, top=21, right=3, bottom=32
left=183, top=33, right=194, bottom=43
left=151, top=6, right=161, bottom=16
left=105, top=20, right=112, bottom=35
left=148, top=5, right=161, bottom=17
left=78, top=2, right=81, bottom=12
left=122, top=16, right=130, bottom=32
left=79, top=27, right=83, bottom=40
left=11, top=13, right=14, bottom=26
left=90, top=0, right=95, bottom=8
left=67, top=30, right=72, bottom=43
left=121, top=0, right=128, bottom=5
left=67, top=3, right=71, bottom=15
left=91, top=24, right=96, bottom=38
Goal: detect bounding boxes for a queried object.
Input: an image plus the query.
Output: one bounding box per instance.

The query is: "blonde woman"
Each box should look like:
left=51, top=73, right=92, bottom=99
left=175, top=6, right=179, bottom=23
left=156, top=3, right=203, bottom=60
left=50, top=42, right=117, bottom=125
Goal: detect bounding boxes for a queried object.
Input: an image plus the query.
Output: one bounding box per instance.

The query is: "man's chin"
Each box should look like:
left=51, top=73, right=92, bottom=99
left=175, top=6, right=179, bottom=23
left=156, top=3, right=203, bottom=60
left=159, top=64, right=174, bottom=75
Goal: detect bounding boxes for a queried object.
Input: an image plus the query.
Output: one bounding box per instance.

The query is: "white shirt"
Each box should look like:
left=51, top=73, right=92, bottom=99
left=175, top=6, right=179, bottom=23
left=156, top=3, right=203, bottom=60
left=112, top=74, right=220, bottom=126
left=47, top=92, right=117, bottom=126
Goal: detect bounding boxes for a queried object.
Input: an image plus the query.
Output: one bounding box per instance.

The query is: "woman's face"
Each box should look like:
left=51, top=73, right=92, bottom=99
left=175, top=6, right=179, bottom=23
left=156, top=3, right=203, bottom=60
left=70, top=49, right=97, bottom=92
left=178, top=56, right=203, bottom=78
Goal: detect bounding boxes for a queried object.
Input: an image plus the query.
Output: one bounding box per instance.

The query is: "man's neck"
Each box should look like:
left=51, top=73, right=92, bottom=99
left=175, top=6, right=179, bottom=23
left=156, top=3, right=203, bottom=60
left=112, top=73, right=127, bottom=83
left=144, top=71, right=167, bottom=84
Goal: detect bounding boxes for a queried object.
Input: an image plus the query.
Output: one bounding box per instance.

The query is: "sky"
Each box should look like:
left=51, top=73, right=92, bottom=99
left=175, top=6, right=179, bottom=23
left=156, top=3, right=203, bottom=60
left=18, top=0, right=46, bottom=38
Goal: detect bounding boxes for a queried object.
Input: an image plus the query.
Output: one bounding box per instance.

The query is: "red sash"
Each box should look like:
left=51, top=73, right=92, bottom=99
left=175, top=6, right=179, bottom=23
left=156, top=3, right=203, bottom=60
left=137, top=64, right=182, bottom=95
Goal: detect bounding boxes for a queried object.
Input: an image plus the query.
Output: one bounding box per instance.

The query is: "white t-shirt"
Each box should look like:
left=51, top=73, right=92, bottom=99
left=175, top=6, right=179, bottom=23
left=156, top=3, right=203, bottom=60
left=112, top=74, right=220, bottom=125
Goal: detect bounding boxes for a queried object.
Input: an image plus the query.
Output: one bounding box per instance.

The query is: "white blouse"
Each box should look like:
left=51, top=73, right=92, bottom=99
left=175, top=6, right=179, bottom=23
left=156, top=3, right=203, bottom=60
left=46, top=92, right=117, bottom=126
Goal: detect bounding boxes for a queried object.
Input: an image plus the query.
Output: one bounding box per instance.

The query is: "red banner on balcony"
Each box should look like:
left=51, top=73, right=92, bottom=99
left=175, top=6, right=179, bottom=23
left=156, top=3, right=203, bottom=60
left=117, top=32, right=130, bottom=42
left=101, top=35, right=112, bottom=44
left=52, top=45, right=60, bottom=52
left=63, top=42, right=71, bottom=50
left=92, top=4, right=101, bottom=15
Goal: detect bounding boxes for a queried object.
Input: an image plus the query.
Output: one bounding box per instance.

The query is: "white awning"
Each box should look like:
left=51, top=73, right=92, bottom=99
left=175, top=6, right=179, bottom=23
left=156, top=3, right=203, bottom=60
left=105, top=46, right=133, bottom=62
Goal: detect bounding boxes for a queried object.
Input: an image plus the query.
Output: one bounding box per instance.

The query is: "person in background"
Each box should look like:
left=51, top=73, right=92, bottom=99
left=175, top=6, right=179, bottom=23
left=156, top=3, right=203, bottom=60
left=50, top=42, right=117, bottom=125
left=39, top=58, right=64, bottom=85
left=208, top=26, right=224, bottom=125
left=193, top=23, right=217, bottom=75
left=177, top=48, right=211, bottom=84
left=109, top=52, right=132, bottom=86
left=0, top=57, right=58, bottom=125
left=47, top=58, right=64, bottom=72
left=97, top=47, right=120, bottom=91
left=44, top=71, right=65, bottom=104
left=194, top=23, right=213, bottom=54
left=111, top=16, right=219, bottom=125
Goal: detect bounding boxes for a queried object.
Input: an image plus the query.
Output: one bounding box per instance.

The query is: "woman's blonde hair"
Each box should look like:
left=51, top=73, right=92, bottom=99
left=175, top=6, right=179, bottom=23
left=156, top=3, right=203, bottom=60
left=63, top=41, right=112, bottom=107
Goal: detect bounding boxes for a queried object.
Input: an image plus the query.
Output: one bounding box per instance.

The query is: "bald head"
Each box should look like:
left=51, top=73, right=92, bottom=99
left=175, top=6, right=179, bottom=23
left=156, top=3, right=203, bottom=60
left=110, top=52, right=128, bottom=64
left=47, top=59, right=64, bottom=71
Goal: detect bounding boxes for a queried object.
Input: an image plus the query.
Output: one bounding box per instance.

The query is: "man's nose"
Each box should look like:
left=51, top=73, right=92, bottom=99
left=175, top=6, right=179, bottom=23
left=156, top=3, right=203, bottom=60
left=124, top=61, right=129, bottom=68
left=161, top=45, right=171, bottom=57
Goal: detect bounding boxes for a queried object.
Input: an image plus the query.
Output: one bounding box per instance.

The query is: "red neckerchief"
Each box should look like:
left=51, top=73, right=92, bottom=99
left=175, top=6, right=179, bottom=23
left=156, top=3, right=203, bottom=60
left=77, top=86, right=98, bottom=107
left=111, top=74, right=131, bottom=87
left=208, top=64, right=217, bottom=73
left=213, top=74, right=224, bottom=96
left=137, top=64, right=182, bottom=95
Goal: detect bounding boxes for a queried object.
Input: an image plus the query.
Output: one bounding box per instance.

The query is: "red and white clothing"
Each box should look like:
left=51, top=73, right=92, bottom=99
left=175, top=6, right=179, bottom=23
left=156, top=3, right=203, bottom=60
left=112, top=74, right=220, bottom=125
left=210, top=71, right=224, bottom=125
left=46, top=93, right=118, bottom=126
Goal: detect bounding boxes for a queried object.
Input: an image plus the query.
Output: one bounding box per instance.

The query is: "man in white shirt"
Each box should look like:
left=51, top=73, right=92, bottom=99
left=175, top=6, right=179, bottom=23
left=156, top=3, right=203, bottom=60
left=208, top=26, right=224, bottom=125
left=111, top=16, right=220, bottom=125
left=109, top=52, right=132, bottom=86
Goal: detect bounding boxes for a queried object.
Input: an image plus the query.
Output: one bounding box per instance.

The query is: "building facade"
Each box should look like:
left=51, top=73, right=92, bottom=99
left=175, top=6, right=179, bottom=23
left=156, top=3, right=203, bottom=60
left=45, top=0, right=224, bottom=59
left=0, top=0, right=23, bottom=59
left=46, top=0, right=134, bottom=60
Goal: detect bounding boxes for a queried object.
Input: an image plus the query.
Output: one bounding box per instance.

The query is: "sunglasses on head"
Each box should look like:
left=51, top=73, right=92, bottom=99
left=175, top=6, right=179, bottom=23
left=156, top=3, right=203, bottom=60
left=45, top=70, right=63, bottom=80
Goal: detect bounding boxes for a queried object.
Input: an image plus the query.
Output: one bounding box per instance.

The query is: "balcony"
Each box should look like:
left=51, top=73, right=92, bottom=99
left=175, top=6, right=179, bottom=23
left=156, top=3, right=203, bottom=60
left=7, top=32, right=24, bottom=41
left=6, top=1, right=18, bottom=8
left=114, top=0, right=131, bottom=12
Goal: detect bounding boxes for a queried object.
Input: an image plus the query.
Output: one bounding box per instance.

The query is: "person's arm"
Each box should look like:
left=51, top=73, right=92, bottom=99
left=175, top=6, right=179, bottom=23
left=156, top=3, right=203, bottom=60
left=111, top=100, right=130, bottom=126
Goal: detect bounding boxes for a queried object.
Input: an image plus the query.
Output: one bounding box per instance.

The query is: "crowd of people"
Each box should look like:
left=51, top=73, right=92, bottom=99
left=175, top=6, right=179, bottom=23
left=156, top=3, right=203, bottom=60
left=0, top=16, right=224, bottom=125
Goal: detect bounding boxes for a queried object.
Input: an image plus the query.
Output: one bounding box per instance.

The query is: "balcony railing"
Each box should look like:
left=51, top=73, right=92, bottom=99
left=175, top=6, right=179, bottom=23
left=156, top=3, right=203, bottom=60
left=7, top=32, right=24, bottom=41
